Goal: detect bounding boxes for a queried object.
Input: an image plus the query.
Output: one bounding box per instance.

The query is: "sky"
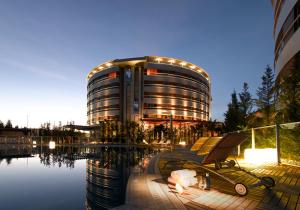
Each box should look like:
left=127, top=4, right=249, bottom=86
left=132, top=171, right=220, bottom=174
left=0, top=0, right=274, bottom=128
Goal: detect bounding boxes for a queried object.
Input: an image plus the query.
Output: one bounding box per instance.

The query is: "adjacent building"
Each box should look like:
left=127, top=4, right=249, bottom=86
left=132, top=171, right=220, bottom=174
left=271, top=0, right=300, bottom=79
left=87, top=56, right=211, bottom=128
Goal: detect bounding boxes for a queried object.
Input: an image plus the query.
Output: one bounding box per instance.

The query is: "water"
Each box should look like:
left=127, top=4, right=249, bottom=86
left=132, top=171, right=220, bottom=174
left=0, top=145, right=153, bottom=210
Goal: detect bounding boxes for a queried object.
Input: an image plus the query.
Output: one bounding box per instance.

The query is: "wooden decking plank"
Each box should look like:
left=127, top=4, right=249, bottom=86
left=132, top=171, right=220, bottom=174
left=290, top=177, right=298, bottom=186
left=210, top=192, right=233, bottom=208
left=201, top=191, right=228, bottom=208
left=177, top=195, right=191, bottom=204
left=192, top=193, right=216, bottom=207
left=261, top=191, right=276, bottom=204
left=159, top=182, right=186, bottom=209
left=278, top=192, right=290, bottom=209
left=185, top=200, right=213, bottom=210
left=296, top=178, right=300, bottom=186
left=286, top=193, right=298, bottom=210
left=279, top=176, right=287, bottom=184
left=245, top=200, right=259, bottom=209
left=215, top=194, right=238, bottom=209
left=223, top=196, right=246, bottom=209
left=238, top=198, right=254, bottom=209
left=284, top=176, right=292, bottom=185
left=269, top=191, right=283, bottom=206
left=146, top=175, right=174, bottom=209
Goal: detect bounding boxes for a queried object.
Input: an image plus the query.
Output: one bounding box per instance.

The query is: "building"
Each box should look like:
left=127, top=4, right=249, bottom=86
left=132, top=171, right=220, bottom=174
left=271, top=0, right=300, bottom=79
left=87, top=56, right=211, bottom=129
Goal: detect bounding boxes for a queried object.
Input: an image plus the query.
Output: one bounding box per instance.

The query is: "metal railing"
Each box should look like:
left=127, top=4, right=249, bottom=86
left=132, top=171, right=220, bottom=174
left=236, top=121, right=300, bottom=166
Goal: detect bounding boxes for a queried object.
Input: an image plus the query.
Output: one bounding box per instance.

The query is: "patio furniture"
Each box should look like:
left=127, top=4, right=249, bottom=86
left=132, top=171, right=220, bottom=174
left=190, top=137, right=211, bottom=151
left=172, top=132, right=276, bottom=196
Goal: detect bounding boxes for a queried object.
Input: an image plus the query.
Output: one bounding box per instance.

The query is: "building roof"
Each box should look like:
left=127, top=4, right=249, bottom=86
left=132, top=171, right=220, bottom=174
left=87, top=56, right=210, bottom=82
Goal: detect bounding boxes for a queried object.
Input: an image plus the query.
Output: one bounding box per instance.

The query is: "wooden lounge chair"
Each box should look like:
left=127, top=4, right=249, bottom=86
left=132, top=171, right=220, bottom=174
left=173, top=132, right=276, bottom=196
left=190, top=137, right=211, bottom=151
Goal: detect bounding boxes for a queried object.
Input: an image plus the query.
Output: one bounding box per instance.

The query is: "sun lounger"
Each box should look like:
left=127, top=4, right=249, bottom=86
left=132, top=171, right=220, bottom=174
left=190, top=137, right=211, bottom=151
left=169, top=132, right=276, bottom=196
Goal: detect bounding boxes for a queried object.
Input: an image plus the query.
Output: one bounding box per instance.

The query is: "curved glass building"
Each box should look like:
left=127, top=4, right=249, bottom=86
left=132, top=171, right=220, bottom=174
left=87, top=56, right=211, bottom=128
left=271, top=0, right=300, bottom=79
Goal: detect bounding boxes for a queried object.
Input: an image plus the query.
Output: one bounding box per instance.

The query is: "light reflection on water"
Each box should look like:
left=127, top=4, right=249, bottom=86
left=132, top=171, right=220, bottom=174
left=0, top=145, right=155, bottom=210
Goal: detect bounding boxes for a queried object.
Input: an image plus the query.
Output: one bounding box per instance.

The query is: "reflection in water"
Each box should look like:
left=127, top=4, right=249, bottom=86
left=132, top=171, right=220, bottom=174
left=0, top=144, right=155, bottom=209
left=86, top=147, right=153, bottom=210
left=0, top=144, right=32, bottom=165
left=86, top=158, right=126, bottom=209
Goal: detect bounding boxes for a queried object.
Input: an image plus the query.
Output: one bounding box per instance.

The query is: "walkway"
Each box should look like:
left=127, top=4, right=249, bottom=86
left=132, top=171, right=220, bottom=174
left=115, top=153, right=187, bottom=210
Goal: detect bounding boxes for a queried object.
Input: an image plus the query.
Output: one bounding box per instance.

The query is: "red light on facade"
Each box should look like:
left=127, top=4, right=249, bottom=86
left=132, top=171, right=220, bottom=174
left=147, top=69, right=158, bottom=75
left=108, top=72, right=117, bottom=79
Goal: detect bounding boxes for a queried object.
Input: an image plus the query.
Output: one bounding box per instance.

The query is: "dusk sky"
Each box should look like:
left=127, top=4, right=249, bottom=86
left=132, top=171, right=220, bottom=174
left=0, top=0, right=274, bottom=128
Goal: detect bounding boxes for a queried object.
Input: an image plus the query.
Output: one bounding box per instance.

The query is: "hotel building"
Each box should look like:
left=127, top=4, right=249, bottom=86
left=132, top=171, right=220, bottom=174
left=87, top=56, right=211, bottom=128
left=271, top=0, right=300, bottom=79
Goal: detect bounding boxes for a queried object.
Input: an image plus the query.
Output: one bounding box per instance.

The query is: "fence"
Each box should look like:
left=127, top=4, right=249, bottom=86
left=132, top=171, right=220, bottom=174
left=236, top=121, right=300, bottom=166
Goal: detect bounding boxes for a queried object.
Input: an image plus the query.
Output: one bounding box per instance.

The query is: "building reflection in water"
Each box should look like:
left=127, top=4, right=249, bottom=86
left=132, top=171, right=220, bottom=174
left=85, top=147, right=152, bottom=210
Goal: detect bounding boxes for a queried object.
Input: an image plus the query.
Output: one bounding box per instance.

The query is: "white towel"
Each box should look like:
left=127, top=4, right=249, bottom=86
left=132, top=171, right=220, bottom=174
left=177, top=177, right=198, bottom=188
left=171, top=169, right=196, bottom=180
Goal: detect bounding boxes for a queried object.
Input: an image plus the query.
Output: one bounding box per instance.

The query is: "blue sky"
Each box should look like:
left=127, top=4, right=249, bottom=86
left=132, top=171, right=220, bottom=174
left=0, top=0, right=274, bottom=127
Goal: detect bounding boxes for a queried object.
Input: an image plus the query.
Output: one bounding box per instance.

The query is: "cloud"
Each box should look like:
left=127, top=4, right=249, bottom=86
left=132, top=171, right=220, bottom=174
left=0, top=58, right=68, bottom=81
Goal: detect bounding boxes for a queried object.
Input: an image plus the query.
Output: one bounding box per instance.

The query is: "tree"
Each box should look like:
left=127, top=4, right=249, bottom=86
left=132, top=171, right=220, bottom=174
left=207, top=119, right=217, bottom=137
left=239, top=82, right=253, bottom=126
left=5, top=120, right=12, bottom=128
left=224, top=90, right=242, bottom=132
left=0, top=120, right=4, bottom=128
left=278, top=67, right=300, bottom=122
left=193, top=121, right=205, bottom=138
left=256, top=65, right=275, bottom=125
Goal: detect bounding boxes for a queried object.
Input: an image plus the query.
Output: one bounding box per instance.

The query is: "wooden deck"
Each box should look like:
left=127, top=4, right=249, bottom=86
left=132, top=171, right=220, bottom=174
left=116, top=151, right=300, bottom=210
left=159, top=151, right=300, bottom=210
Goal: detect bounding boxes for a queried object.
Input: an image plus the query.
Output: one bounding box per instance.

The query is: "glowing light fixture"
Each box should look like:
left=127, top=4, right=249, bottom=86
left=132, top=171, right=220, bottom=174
left=244, top=148, right=277, bottom=165
left=106, top=63, right=112, bottom=67
left=98, top=66, right=104, bottom=70
left=155, top=57, right=162, bottom=63
left=143, top=140, right=149, bottom=145
left=190, top=65, right=195, bottom=69
left=49, top=141, right=56, bottom=149
left=179, top=141, right=186, bottom=146
left=32, top=141, right=36, bottom=145
left=180, top=62, right=186, bottom=67
left=168, top=59, right=175, bottom=64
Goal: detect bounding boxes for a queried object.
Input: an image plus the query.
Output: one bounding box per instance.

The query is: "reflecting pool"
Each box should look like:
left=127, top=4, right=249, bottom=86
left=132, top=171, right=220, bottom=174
left=0, top=145, right=154, bottom=210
